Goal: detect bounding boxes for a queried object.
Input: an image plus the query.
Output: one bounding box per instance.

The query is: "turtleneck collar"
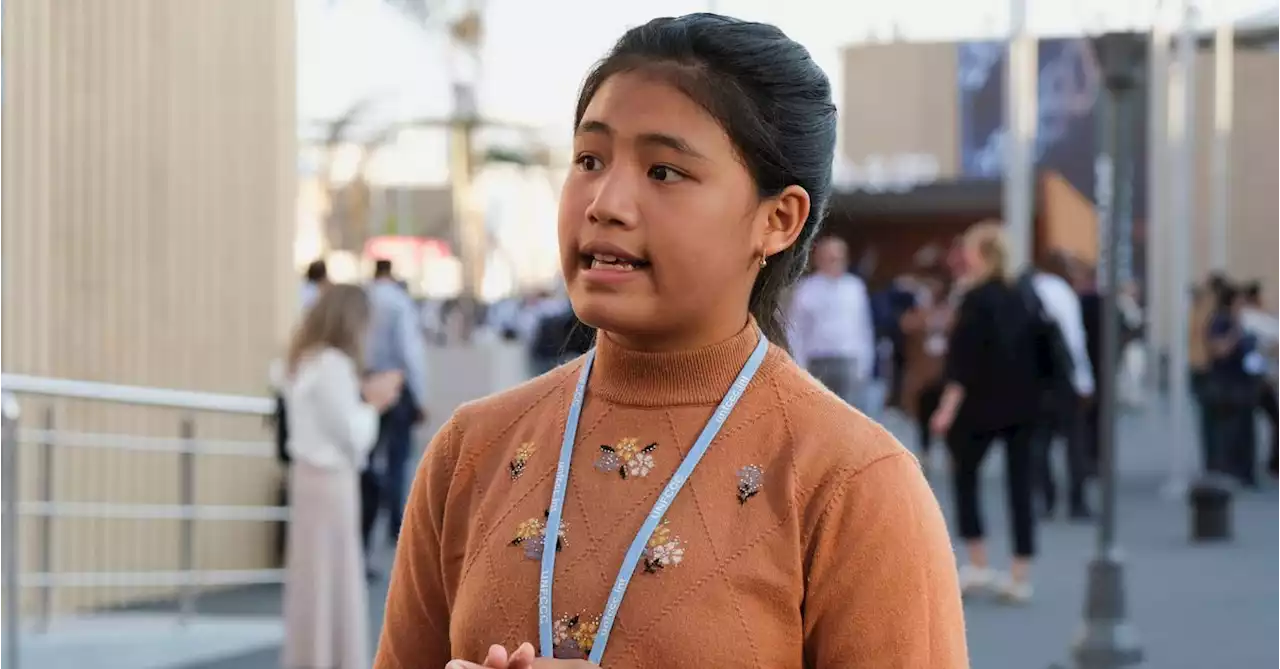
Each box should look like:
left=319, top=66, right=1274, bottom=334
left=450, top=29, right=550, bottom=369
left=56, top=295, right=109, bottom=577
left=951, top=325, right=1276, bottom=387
left=587, top=318, right=774, bottom=407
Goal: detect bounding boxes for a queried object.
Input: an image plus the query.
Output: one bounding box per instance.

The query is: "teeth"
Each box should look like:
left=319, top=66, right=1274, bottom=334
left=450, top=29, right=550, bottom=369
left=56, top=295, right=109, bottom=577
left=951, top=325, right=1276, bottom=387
left=591, top=258, right=635, bottom=271
left=594, top=253, right=619, bottom=262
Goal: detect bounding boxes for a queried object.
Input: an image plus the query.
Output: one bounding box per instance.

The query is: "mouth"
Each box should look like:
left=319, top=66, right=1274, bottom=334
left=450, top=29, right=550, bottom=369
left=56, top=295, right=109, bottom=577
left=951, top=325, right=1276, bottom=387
left=577, top=244, right=651, bottom=273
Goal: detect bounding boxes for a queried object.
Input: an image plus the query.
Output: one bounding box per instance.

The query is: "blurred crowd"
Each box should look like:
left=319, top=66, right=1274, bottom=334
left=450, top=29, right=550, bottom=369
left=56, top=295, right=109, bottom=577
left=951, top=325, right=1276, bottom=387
left=274, top=220, right=1276, bottom=659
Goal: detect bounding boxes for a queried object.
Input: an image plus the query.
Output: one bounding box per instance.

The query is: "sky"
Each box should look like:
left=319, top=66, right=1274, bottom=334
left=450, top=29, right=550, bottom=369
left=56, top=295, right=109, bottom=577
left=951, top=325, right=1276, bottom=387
left=299, top=0, right=1276, bottom=141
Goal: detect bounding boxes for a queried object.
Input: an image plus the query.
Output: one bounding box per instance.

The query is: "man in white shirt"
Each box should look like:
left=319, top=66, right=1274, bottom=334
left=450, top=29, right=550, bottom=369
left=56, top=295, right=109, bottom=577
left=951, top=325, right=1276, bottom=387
left=364, top=260, right=429, bottom=550
left=1029, top=253, right=1096, bottom=519
left=788, top=237, right=877, bottom=413
left=1240, top=282, right=1278, bottom=477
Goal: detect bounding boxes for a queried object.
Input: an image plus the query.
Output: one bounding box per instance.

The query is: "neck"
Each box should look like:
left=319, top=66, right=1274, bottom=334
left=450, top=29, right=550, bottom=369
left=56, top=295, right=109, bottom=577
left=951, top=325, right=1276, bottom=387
left=606, top=309, right=752, bottom=354
left=589, top=315, right=767, bottom=407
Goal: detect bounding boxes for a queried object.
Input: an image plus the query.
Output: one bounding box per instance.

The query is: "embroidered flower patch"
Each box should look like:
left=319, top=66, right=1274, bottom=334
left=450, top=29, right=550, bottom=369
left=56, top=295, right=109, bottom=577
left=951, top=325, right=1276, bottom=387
left=510, top=511, right=566, bottom=560
left=594, top=437, right=658, bottom=480
left=737, top=464, right=764, bottom=504
left=552, top=612, right=601, bottom=659
left=640, top=518, right=685, bottom=574
left=508, top=441, right=536, bottom=480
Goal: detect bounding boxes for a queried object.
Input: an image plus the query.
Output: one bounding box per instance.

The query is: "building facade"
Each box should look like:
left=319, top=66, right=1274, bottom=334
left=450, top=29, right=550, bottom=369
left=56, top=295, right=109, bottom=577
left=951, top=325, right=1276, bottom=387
left=839, top=40, right=1278, bottom=310
left=3, top=0, right=296, bottom=613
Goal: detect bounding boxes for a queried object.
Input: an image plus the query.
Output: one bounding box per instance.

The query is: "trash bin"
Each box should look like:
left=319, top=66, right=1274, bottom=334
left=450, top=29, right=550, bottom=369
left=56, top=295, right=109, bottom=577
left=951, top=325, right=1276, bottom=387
left=1188, top=474, right=1233, bottom=542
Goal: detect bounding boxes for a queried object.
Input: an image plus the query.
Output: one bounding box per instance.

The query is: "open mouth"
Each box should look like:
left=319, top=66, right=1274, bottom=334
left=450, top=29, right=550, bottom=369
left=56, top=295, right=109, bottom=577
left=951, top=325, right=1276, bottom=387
left=580, top=252, right=650, bottom=272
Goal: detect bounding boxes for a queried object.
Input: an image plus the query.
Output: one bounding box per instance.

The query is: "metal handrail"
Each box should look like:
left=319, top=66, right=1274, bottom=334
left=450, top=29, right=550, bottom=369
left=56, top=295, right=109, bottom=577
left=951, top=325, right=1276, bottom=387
left=1, top=376, right=285, bottom=656
left=1, top=374, right=274, bottom=415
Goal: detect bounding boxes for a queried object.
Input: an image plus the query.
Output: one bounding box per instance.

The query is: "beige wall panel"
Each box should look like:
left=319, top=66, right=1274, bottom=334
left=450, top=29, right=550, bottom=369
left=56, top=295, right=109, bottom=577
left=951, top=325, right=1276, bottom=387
left=1189, top=51, right=1278, bottom=311
left=841, top=42, right=961, bottom=178
left=3, top=0, right=297, bottom=614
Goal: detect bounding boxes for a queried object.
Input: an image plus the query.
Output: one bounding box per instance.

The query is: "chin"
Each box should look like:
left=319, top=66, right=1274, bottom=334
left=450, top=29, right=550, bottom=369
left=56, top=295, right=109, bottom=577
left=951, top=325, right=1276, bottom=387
left=568, top=289, right=655, bottom=338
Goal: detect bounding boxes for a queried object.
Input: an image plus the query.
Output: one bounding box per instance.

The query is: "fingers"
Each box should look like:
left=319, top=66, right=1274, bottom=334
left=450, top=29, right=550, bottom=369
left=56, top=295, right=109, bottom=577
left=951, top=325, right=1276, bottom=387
left=506, top=642, right=537, bottom=669
left=483, top=643, right=511, bottom=668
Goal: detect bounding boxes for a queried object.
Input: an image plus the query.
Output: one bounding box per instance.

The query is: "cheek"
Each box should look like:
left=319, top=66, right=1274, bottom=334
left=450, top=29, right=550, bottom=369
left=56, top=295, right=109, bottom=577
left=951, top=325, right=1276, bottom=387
left=648, top=196, right=753, bottom=290
left=557, top=181, right=588, bottom=252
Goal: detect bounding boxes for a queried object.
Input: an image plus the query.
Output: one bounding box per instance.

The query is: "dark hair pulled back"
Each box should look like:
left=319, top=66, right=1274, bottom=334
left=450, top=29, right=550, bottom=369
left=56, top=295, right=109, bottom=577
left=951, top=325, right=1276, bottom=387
left=574, top=13, right=838, bottom=350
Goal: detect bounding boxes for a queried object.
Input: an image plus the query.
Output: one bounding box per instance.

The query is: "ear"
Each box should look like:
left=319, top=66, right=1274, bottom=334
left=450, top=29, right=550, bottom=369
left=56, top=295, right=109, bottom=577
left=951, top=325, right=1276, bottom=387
left=758, top=185, right=811, bottom=259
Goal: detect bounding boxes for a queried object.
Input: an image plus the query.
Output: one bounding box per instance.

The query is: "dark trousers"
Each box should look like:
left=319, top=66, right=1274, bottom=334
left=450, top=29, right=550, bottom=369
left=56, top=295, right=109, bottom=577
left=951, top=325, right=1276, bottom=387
left=1032, top=394, right=1090, bottom=514
left=1260, top=381, right=1278, bottom=475
left=946, top=421, right=1037, bottom=557
left=359, top=469, right=380, bottom=552
left=361, top=389, right=417, bottom=548
left=1191, top=371, right=1215, bottom=472
left=916, top=382, right=945, bottom=456
left=1210, top=404, right=1257, bottom=485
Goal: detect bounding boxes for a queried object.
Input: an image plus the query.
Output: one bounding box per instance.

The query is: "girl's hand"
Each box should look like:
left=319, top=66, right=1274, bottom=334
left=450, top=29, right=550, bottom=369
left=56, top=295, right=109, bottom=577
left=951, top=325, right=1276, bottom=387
left=445, top=643, right=598, bottom=669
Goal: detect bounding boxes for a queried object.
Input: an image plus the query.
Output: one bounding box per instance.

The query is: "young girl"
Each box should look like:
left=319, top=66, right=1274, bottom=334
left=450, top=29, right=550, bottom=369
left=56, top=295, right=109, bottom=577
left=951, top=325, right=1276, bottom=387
left=377, top=14, right=966, bottom=669
left=280, top=285, right=402, bottom=669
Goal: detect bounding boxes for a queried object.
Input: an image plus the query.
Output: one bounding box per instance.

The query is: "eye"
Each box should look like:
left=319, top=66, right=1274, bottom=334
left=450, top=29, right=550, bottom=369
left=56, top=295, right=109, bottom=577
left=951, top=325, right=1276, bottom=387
left=647, top=165, right=686, bottom=183
left=575, top=154, right=603, bottom=172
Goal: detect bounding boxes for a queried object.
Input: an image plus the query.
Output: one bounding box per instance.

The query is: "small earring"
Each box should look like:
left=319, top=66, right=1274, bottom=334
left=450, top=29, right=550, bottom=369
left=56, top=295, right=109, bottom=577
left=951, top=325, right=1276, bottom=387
left=758, top=254, right=768, bottom=269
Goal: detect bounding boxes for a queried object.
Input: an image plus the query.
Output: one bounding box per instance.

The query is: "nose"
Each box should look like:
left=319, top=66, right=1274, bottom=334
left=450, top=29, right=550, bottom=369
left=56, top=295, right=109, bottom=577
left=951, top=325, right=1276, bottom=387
left=583, top=166, right=640, bottom=229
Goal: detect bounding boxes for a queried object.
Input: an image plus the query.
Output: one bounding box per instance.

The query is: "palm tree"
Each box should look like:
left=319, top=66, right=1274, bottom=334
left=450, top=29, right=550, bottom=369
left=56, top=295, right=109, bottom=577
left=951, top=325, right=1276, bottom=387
left=309, top=1, right=562, bottom=336
left=381, top=0, right=561, bottom=336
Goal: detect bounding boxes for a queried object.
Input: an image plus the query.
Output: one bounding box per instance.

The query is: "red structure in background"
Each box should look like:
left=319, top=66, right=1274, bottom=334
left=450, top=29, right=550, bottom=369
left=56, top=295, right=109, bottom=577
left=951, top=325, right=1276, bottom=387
left=363, top=236, right=452, bottom=268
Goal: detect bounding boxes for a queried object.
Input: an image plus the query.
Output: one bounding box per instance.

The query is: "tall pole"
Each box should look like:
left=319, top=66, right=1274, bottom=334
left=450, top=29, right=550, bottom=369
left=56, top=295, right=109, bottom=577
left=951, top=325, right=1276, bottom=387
left=1145, top=17, right=1171, bottom=397
left=1208, top=22, right=1234, bottom=272
left=1071, top=31, right=1145, bottom=669
left=447, top=8, right=485, bottom=337
left=1163, top=4, right=1198, bottom=498
left=1003, top=0, right=1037, bottom=271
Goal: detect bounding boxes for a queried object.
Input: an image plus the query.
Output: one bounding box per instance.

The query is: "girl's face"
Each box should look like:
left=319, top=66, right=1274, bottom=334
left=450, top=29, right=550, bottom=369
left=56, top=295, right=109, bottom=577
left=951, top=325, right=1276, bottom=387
left=559, top=71, right=808, bottom=351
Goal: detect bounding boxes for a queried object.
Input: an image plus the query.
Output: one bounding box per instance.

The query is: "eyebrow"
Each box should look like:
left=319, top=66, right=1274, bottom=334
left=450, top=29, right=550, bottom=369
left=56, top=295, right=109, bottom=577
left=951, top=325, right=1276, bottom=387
left=576, top=120, right=707, bottom=160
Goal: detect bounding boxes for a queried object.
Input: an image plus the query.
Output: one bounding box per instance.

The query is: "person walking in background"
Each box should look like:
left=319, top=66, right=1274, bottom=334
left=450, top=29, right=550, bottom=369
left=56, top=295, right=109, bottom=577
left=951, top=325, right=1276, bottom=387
left=1028, top=251, right=1095, bottom=520
left=898, top=275, right=952, bottom=468
left=1239, top=282, right=1278, bottom=477
left=931, top=221, right=1043, bottom=604
left=1204, top=283, right=1266, bottom=486
left=280, top=285, right=403, bottom=669
left=300, top=259, right=329, bottom=314
left=1116, top=280, right=1147, bottom=409
left=365, top=259, right=429, bottom=552
left=1186, top=280, right=1218, bottom=473
left=788, top=236, right=877, bottom=413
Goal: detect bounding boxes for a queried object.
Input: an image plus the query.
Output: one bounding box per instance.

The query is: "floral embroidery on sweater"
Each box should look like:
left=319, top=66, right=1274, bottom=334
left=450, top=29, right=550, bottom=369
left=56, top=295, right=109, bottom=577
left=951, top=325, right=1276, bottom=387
left=552, top=612, right=601, bottom=659
left=737, top=464, right=764, bottom=504
left=508, top=441, right=536, bottom=480
left=594, top=437, right=657, bottom=479
left=640, top=518, right=685, bottom=573
left=510, top=511, right=566, bottom=560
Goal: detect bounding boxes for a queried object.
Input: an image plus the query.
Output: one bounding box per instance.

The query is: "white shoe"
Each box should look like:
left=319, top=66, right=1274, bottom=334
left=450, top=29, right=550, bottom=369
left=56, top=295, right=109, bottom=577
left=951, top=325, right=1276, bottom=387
left=957, top=565, right=997, bottom=597
left=995, top=577, right=1034, bottom=605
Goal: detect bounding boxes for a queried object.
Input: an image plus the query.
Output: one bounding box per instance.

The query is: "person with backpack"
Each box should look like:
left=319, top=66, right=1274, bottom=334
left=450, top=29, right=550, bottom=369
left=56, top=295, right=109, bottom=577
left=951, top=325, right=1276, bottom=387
left=1023, top=252, right=1096, bottom=520
left=930, top=221, right=1044, bottom=604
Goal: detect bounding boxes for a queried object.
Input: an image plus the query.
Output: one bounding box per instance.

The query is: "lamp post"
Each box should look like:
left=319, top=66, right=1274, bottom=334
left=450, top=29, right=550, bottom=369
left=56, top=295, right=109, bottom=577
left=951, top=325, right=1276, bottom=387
left=1070, top=31, right=1146, bottom=669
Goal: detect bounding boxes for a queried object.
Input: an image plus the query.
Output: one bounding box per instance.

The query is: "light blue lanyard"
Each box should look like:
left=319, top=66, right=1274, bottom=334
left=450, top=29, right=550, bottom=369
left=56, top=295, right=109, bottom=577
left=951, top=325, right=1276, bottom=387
left=539, top=330, right=769, bottom=664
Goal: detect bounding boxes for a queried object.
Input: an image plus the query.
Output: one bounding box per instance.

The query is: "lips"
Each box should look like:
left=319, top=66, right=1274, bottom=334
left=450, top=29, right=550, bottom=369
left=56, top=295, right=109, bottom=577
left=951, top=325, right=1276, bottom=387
left=578, top=242, right=650, bottom=272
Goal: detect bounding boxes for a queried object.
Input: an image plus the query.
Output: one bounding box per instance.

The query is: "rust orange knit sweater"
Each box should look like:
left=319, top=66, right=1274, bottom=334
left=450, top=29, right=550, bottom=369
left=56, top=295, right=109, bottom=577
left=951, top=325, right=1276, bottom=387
left=375, top=321, right=968, bottom=668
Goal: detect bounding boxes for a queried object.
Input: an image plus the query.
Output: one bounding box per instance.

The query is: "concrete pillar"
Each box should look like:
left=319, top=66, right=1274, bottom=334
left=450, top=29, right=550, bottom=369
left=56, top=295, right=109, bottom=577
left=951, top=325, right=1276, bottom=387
left=1146, top=20, right=1172, bottom=393
left=1164, top=5, right=1199, bottom=497
left=1002, top=0, right=1037, bottom=271
left=1209, top=23, right=1234, bottom=273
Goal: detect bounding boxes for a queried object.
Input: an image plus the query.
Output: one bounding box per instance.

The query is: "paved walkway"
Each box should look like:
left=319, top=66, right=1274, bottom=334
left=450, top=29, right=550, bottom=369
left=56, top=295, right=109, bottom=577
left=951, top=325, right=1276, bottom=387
left=26, top=400, right=1277, bottom=669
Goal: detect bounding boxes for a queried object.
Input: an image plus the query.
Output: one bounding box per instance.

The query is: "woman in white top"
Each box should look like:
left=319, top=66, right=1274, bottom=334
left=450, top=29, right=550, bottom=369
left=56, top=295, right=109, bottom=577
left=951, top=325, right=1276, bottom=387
left=281, top=284, right=402, bottom=669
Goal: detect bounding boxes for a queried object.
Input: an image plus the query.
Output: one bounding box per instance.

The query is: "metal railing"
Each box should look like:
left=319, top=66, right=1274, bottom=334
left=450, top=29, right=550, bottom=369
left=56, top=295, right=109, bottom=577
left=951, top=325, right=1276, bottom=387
left=1, top=374, right=287, bottom=667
